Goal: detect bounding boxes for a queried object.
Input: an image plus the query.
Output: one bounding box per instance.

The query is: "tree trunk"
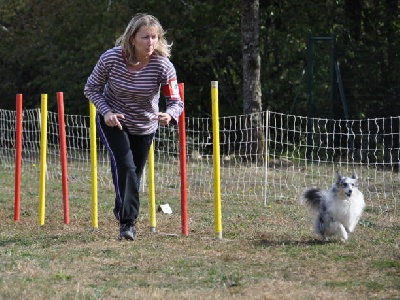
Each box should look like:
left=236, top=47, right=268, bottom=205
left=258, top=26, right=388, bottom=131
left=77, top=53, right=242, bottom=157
left=241, top=0, right=264, bottom=160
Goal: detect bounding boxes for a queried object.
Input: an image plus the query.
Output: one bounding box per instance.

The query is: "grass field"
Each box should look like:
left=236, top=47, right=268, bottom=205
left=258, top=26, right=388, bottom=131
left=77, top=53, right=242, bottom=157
left=0, top=168, right=399, bottom=300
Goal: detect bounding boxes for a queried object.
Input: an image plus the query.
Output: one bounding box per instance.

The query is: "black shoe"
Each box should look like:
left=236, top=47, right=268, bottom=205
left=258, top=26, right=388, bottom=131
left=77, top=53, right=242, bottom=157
left=119, top=223, right=136, bottom=240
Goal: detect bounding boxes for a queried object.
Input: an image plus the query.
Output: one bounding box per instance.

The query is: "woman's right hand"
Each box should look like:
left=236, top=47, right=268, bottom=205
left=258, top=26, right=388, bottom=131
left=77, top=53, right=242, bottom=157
left=104, top=111, right=125, bottom=130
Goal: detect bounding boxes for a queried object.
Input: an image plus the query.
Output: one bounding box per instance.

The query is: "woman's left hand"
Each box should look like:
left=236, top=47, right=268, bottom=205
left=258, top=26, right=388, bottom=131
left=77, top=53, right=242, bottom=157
left=156, top=112, right=172, bottom=126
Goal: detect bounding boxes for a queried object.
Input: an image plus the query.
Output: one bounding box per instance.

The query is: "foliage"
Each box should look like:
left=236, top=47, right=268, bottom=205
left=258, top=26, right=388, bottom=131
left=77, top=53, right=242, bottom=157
left=0, top=0, right=399, bottom=118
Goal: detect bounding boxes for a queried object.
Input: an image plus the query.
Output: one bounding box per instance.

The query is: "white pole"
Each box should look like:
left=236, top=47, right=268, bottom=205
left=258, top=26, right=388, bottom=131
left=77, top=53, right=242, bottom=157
left=264, top=110, right=270, bottom=206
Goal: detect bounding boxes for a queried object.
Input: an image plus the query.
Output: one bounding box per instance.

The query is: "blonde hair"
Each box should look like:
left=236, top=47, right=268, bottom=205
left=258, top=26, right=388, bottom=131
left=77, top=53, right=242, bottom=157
left=115, top=13, right=171, bottom=64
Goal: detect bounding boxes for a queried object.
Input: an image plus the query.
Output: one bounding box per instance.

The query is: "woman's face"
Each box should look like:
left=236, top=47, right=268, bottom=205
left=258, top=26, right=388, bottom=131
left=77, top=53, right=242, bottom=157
left=131, top=25, right=159, bottom=59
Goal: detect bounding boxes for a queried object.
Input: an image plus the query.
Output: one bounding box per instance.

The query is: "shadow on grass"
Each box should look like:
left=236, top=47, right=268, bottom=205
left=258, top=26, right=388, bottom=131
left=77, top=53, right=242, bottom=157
left=0, top=232, right=98, bottom=248
left=0, top=235, right=36, bottom=247
left=253, top=238, right=336, bottom=248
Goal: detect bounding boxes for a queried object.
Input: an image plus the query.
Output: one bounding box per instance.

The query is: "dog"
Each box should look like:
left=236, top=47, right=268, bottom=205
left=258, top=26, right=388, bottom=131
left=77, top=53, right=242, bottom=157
left=300, top=171, right=365, bottom=242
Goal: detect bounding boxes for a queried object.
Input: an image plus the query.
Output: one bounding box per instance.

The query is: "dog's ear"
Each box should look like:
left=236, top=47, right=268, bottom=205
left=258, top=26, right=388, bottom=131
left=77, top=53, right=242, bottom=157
left=336, top=171, right=342, bottom=180
left=352, top=170, right=358, bottom=180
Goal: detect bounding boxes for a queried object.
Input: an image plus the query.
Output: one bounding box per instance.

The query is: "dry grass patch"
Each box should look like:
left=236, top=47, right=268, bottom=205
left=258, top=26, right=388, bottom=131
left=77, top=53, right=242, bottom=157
left=0, top=170, right=399, bottom=299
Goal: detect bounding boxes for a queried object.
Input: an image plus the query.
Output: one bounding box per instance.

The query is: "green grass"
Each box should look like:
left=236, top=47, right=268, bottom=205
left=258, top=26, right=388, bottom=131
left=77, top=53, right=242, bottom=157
left=0, top=167, right=399, bottom=300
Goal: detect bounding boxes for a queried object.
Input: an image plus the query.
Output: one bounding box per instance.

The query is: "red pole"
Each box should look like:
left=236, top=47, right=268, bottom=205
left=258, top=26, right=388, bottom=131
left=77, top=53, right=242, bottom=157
left=14, top=94, right=23, bottom=221
left=57, top=92, right=70, bottom=224
left=178, top=83, right=188, bottom=236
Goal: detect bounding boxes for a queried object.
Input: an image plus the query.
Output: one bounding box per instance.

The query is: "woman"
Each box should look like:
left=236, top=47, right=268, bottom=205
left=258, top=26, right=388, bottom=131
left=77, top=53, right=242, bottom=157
left=84, top=13, right=183, bottom=240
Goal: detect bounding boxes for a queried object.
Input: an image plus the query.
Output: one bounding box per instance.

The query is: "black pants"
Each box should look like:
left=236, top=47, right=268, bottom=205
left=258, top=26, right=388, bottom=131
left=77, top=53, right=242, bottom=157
left=97, top=115, right=154, bottom=224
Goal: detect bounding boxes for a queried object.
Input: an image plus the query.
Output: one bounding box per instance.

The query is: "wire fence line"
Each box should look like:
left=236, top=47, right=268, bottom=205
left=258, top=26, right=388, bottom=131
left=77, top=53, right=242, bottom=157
left=0, top=108, right=398, bottom=212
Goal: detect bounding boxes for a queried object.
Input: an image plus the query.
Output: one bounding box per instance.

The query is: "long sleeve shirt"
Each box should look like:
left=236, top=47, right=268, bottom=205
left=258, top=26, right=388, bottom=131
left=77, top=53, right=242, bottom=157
left=84, top=46, right=184, bottom=135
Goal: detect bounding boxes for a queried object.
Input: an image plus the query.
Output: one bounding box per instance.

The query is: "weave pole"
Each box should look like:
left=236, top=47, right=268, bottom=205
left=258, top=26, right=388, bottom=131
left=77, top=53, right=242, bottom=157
left=39, top=94, right=48, bottom=225
left=89, top=102, right=98, bottom=228
left=14, top=94, right=23, bottom=222
left=211, top=81, right=222, bottom=239
left=148, top=142, right=156, bottom=232
left=178, top=83, right=188, bottom=236
left=57, top=92, right=70, bottom=224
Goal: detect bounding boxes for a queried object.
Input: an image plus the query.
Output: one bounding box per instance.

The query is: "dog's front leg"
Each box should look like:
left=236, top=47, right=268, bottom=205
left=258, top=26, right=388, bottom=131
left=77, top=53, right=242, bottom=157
left=338, top=224, right=348, bottom=242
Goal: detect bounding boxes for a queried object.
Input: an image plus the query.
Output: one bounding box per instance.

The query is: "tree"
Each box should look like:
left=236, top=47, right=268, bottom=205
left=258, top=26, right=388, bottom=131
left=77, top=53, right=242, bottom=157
left=241, top=0, right=264, bottom=159
left=0, top=0, right=399, bottom=119
left=242, top=0, right=262, bottom=115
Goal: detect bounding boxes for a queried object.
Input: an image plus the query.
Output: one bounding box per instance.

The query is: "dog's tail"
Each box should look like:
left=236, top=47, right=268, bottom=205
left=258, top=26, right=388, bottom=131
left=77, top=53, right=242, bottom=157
left=300, top=187, right=324, bottom=211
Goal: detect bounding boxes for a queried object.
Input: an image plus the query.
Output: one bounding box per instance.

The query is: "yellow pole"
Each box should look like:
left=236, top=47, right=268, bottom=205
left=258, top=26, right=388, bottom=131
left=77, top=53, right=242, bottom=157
left=148, top=142, right=156, bottom=232
left=89, top=102, right=98, bottom=228
left=211, top=81, right=222, bottom=239
left=39, top=94, right=48, bottom=225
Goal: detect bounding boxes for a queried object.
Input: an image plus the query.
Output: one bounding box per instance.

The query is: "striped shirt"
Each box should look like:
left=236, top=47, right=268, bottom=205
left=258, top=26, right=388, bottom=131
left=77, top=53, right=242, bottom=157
left=84, top=46, right=184, bottom=135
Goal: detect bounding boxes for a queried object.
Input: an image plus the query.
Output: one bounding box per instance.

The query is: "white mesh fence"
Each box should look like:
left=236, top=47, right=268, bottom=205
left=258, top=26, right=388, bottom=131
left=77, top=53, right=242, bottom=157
left=0, top=108, right=398, bottom=212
